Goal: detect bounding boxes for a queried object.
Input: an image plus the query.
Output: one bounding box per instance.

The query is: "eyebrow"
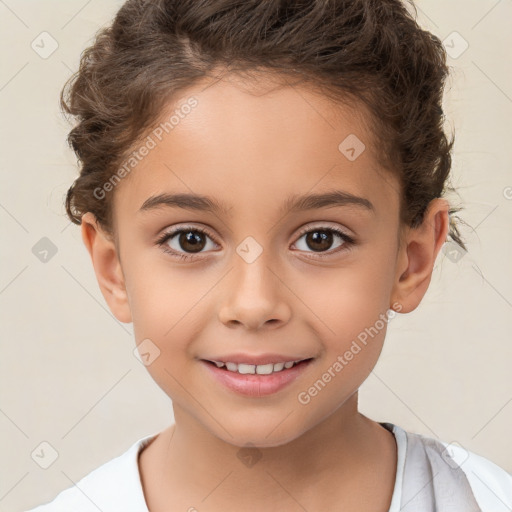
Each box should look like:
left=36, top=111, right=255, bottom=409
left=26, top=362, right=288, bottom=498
left=139, top=190, right=375, bottom=216
left=139, top=193, right=233, bottom=215
left=282, top=190, right=374, bottom=215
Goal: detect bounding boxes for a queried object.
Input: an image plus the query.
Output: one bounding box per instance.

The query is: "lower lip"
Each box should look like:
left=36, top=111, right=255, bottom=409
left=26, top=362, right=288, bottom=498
left=201, top=360, right=313, bottom=397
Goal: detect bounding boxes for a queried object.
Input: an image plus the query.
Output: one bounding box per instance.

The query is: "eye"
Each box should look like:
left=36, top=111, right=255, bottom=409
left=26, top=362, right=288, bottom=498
left=156, top=225, right=218, bottom=261
left=292, top=225, right=355, bottom=257
left=156, top=224, right=355, bottom=262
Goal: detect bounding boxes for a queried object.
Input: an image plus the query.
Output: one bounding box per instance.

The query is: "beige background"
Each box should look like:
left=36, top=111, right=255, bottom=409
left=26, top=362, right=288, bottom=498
left=1, top=1, right=511, bottom=510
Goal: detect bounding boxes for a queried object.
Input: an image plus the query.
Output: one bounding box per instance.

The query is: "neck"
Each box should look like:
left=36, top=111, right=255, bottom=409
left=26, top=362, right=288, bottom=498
left=139, top=392, right=397, bottom=511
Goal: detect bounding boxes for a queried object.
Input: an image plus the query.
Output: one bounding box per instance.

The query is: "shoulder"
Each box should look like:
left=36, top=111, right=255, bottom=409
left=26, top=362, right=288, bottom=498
left=388, top=422, right=512, bottom=512
left=24, top=433, right=157, bottom=512
left=441, top=439, right=512, bottom=511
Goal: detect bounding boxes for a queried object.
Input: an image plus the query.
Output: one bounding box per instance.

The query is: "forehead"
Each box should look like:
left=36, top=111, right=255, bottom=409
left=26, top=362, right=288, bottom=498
left=113, top=73, right=400, bottom=222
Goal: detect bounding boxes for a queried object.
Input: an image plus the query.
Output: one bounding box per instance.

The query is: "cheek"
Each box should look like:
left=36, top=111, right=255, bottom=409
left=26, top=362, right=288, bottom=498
left=125, top=255, right=212, bottom=335
left=295, top=297, right=391, bottom=419
left=291, top=256, right=394, bottom=334
left=289, top=255, right=394, bottom=378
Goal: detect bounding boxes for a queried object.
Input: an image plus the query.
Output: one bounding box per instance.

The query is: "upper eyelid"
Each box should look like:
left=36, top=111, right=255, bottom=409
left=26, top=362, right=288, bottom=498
left=295, top=222, right=352, bottom=236
left=159, top=222, right=351, bottom=239
left=160, top=224, right=219, bottom=242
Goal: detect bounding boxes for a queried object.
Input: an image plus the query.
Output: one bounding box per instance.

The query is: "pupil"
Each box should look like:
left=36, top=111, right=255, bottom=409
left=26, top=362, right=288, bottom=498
left=180, top=231, right=205, bottom=253
left=306, top=230, right=332, bottom=252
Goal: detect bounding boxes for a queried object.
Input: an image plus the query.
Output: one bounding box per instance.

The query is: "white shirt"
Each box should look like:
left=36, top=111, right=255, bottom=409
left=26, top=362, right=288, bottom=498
left=26, top=423, right=512, bottom=511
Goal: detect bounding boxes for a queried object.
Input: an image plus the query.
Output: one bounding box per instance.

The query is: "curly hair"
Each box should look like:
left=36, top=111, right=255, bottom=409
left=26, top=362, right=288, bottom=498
left=61, top=0, right=466, bottom=250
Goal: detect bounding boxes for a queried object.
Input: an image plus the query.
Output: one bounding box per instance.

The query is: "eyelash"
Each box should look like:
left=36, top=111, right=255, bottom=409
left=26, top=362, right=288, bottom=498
left=155, top=224, right=355, bottom=261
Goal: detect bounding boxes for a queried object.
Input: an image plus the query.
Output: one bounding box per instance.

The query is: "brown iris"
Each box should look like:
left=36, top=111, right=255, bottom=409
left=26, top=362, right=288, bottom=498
left=178, top=230, right=207, bottom=253
left=305, top=230, right=334, bottom=252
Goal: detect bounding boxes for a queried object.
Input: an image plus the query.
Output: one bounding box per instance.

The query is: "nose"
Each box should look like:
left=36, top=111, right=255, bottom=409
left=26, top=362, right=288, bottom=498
left=217, top=252, right=292, bottom=331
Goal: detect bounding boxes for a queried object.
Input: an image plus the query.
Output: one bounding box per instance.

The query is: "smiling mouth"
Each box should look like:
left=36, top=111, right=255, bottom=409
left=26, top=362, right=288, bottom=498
left=203, top=358, right=314, bottom=375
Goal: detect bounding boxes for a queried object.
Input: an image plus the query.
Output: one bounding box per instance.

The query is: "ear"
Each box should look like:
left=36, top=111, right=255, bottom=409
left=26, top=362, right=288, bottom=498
left=81, top=212, right=132, bottom=323
left=390, top=198, right=450, bottom=314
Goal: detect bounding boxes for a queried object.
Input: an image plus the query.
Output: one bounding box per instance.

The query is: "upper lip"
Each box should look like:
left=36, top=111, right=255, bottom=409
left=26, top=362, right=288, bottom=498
left=201, top=353, right=313, bottom=365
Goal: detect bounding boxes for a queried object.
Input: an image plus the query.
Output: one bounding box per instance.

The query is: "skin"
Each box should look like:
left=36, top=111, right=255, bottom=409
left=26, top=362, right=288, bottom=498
left=81, top=72, right=449, bottom=511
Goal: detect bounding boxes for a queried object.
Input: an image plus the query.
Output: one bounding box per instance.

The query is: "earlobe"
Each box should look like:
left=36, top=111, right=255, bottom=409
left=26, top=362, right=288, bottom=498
left=391, top=199, right=450, bottom=313
left=81, top=212, right=132, bottom=323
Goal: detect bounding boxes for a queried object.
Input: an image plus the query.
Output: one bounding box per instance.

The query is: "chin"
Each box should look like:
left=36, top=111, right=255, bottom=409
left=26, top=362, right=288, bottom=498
left=209, top=418, right=308, bottom=449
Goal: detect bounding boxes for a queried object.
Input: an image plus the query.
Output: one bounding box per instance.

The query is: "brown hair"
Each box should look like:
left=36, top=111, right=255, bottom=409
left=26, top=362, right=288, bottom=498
left=61, top=0, right=466, bottom=250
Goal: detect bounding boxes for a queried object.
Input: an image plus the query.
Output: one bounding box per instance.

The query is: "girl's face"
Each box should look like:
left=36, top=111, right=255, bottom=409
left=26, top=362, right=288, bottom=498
left=90, top=74, right=426, bottom=447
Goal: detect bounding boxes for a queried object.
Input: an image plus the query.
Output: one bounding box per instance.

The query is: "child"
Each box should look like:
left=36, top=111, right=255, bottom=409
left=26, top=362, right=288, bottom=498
left=27, top=0, right=511, bottom=511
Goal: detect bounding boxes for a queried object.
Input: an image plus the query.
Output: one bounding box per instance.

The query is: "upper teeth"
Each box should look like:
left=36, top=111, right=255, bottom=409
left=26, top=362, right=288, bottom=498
left=211, top=360, right=301, bottom=374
